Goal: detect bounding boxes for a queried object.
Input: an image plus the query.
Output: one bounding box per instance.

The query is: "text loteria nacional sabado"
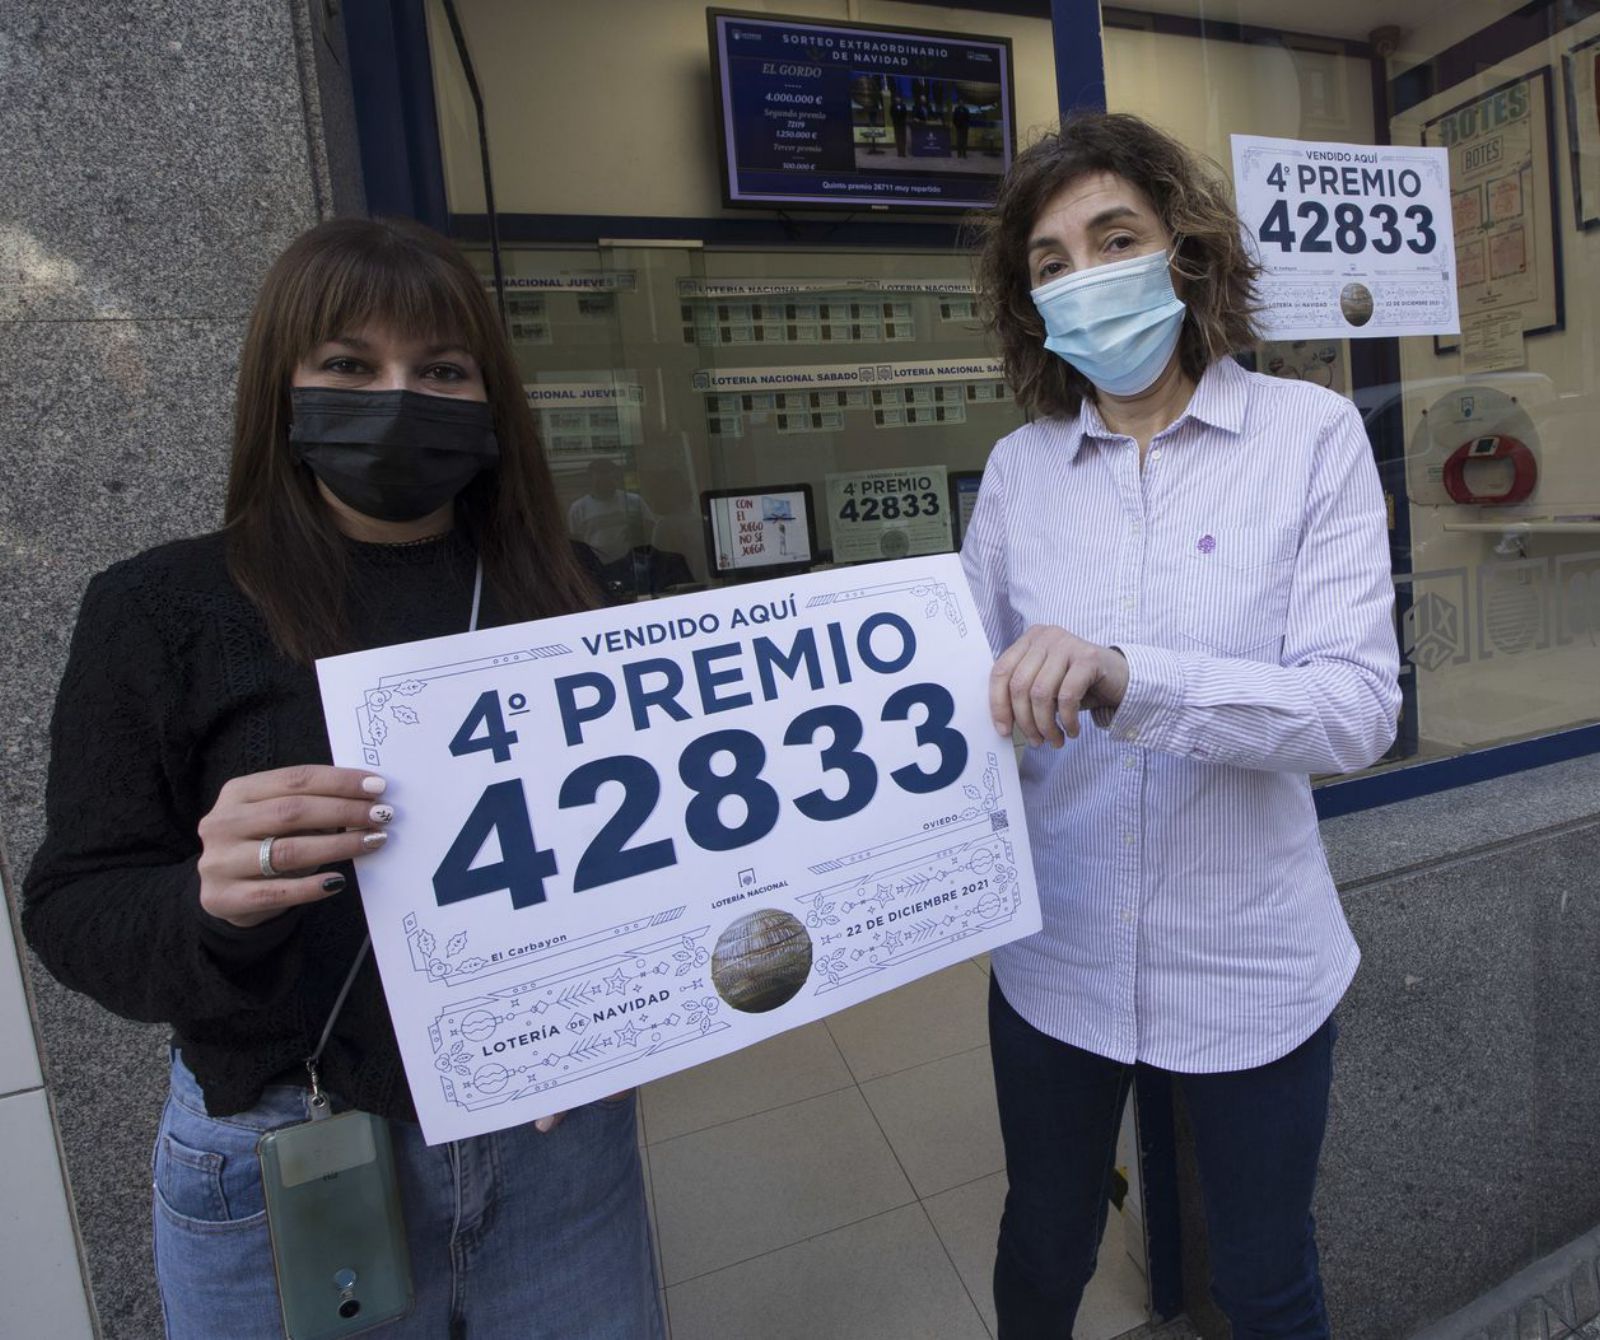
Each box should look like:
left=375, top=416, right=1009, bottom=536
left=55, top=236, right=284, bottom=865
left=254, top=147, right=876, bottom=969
left=691, top=358, right=1002, bottom=393
left=317, top=557, right=1040, bottom=1142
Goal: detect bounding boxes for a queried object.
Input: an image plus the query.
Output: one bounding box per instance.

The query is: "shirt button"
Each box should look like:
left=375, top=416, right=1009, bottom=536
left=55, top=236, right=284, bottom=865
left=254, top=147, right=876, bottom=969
left=1122, top=832, right=1135, bottom=847
left=1123, top=754, right=1138, bottom=770
left=1121, top=727, right=1140, bottom=743
left=1150, top=448, right=1163, bottom=461
left=1119, top=908, right=1135, bottom=924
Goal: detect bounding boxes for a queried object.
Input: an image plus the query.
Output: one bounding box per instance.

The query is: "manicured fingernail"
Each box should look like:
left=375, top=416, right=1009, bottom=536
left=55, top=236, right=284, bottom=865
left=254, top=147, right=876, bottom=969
left=361, top=831, right=389, bottom=850
left=322, top=874, right=346, bottom=893
left=369, top=804, right=395, bottom=825
left=362, top=776, right=387, bottom=795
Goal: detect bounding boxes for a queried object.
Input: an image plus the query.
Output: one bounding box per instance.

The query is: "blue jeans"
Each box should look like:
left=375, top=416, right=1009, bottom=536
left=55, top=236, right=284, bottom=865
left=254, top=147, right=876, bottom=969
left=988, top=977, right=1335, bottom=1340
left=152, top=1050, right=664, bottom=1339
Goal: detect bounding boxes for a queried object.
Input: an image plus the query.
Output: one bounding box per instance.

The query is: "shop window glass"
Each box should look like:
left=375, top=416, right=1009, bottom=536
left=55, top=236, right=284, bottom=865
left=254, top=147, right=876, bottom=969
left=425, top=0, right=1054, bottom=602
left=1107, top=3, right=1600, bottom=774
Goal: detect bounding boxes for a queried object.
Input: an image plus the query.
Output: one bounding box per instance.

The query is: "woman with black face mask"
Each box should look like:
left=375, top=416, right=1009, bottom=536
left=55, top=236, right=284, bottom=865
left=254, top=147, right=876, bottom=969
left=22, top=219, right=665, bottom=1339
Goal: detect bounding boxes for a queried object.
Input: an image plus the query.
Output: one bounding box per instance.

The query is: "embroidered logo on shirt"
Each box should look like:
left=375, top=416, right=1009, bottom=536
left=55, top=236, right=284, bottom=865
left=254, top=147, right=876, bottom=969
left=1196, top=534, right=1217, bottom=554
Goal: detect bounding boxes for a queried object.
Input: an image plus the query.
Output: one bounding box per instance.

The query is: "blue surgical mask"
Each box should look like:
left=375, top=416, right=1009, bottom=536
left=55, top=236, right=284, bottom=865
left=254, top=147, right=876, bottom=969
left=1030, top=248, right=1187, bottom=398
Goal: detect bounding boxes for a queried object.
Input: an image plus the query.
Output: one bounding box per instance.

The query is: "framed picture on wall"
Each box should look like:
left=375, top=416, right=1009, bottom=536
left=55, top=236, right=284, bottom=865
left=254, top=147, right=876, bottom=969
left=1422, top=66, right=1564, bottom=353
left=1563, top=32, right=1600, bottom=229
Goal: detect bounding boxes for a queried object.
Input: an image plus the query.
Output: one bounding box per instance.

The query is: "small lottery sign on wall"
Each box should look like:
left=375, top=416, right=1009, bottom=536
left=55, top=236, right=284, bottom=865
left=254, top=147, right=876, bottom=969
left=825, top=466, right=952, bottom=563
left=1231, top=135, right=1460, bottom=340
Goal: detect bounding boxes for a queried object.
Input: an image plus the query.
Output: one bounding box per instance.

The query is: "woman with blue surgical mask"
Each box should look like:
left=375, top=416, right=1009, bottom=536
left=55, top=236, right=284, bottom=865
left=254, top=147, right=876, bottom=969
left=961, top=113, right=1400, bottom=1339
left=1031, top=238, right=1187, bottom=397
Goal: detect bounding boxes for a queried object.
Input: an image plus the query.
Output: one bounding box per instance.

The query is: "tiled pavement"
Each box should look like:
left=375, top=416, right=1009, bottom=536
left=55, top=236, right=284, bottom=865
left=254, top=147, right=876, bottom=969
left=638, top=957, right=1151, bottom=1339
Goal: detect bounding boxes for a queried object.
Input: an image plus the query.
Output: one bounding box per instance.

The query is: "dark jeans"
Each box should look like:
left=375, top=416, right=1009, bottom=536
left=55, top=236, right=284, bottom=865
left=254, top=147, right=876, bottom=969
left=988, top=976, right=1335, bottom=1340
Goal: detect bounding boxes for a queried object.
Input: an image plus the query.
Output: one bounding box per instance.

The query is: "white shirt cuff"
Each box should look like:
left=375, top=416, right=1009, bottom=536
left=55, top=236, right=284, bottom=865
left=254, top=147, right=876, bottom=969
left=1102, top=642, right=1186, bottom=748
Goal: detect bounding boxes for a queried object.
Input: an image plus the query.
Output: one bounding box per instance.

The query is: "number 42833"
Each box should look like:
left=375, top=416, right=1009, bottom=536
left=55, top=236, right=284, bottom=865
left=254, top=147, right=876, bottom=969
left=1257, top=199, right=1436, bottom=255
left=430, top=685, right=969, bottom=911
left=838, top=491, right=940, bottom=523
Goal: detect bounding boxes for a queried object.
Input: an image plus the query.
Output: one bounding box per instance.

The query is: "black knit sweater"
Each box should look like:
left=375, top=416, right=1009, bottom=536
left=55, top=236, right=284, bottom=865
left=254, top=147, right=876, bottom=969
left=22, top=528, right=584, bottom=1122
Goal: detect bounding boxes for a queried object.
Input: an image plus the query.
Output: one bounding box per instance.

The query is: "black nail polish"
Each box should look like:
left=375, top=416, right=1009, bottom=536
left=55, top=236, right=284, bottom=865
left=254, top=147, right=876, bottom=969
left=322, top=874, right=347, bottom=893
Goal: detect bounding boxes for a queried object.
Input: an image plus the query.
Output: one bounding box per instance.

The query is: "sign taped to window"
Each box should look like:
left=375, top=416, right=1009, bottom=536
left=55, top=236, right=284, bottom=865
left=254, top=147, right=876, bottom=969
left=1231, top=134, right=1459, bottom=339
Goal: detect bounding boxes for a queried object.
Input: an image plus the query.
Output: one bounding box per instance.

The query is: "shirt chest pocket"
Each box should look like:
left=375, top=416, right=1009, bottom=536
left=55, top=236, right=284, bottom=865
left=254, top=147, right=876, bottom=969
left=1160, top=525, right=1298, bottom=661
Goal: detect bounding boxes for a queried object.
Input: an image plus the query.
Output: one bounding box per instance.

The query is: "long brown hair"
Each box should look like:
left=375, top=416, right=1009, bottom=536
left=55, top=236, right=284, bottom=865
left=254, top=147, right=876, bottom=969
left=974, top=112, right=1262, bottom=420
left=224, top=217, right=596, bottom=663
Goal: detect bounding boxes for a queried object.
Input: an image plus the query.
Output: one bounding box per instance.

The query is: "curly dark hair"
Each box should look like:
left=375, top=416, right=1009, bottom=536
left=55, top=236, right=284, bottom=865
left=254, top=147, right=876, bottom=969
left=974, top=112, right=1262, bottom=420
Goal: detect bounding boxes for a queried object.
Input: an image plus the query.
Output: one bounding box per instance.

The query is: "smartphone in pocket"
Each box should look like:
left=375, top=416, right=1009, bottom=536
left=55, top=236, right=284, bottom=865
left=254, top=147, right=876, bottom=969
left=257, top=1110, right=413, bottom=1340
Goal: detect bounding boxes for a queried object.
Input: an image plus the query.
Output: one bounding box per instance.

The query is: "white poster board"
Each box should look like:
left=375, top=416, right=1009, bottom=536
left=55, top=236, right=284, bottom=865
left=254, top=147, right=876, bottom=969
left=317, top=557, right=1040, bottom=1143
left=1231, top=134, right=1459, bottom=339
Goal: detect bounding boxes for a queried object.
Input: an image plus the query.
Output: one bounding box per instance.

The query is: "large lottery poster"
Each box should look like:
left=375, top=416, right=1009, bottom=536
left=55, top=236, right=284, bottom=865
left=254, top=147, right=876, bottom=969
left=318, top=557, right=1040, bottom=1143
left=1422, top=68, right=1564, bottom=349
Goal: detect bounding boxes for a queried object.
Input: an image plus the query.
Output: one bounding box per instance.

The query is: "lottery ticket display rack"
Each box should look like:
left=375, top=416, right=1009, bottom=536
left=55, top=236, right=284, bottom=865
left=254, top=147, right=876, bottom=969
left=485, top=242, right=1029, bottom=589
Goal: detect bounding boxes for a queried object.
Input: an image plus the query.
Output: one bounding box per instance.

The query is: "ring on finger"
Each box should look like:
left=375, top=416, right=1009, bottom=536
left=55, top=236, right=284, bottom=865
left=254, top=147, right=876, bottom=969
left=258, top=835, right=284, bottom=880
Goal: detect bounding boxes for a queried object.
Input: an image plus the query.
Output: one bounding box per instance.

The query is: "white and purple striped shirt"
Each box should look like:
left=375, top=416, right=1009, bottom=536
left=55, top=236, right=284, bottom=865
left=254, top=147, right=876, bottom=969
left=961, top=355, right=1400, bottom=1073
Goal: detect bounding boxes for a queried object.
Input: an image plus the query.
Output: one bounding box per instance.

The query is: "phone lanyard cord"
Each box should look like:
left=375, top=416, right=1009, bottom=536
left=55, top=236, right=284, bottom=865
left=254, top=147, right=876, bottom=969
left=304, top=558, right=484, bottom=1117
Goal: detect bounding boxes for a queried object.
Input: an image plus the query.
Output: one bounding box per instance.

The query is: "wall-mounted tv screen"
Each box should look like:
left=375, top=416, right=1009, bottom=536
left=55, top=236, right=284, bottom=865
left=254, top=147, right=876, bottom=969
left=702, top=484, right=818, bottom=580
left=707, top=8, right=1016, bottom=212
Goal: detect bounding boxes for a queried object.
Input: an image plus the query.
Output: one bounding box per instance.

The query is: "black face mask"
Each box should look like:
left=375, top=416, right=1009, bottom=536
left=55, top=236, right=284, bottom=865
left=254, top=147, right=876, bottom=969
left=288, top=388, right=500, bottom=523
